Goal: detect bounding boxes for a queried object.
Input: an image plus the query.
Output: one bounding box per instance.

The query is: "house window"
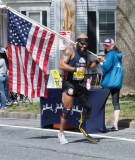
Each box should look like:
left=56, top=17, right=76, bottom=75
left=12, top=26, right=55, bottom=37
left=28, top=12, right=41, bottom=23
left=99, top=11, right=115, bottom=49
left=22, top=11, right=47, bottom=26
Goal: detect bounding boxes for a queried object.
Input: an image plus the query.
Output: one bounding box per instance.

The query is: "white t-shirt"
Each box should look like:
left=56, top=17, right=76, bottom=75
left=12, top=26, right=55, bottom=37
left=0, top=59, right=7, bottom=76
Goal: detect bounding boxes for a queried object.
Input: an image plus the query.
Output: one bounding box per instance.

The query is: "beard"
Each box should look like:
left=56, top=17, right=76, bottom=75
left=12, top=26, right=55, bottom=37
left=76, top=43, right=87, bottom=56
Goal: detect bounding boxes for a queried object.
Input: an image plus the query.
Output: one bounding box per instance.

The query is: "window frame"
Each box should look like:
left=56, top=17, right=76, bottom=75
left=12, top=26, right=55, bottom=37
left=98, top=10, right=116, bottom=54
left=99, top=11, right=115, bottom=33
left=26, top=11, right=42, bottom=24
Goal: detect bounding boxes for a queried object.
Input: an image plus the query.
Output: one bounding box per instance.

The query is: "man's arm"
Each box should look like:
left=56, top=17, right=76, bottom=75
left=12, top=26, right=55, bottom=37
left=86, top=53, right=99, bottom=69
left=59, top=46, right=76, bottom=72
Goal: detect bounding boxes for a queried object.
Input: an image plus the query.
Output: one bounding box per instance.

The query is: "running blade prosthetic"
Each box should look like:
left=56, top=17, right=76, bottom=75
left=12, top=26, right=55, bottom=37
left=78, top=113, right=99, bottom=143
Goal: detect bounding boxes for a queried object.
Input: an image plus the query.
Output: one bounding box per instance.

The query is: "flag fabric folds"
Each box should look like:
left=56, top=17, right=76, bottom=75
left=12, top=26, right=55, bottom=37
left=7, top=9, right=55, bottom=98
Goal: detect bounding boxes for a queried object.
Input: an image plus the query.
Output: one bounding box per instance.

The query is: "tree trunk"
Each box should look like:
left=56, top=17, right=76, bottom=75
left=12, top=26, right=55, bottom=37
left=63, top=0, right=76, bottom=41
left=116, top=0, right=135, bottom=95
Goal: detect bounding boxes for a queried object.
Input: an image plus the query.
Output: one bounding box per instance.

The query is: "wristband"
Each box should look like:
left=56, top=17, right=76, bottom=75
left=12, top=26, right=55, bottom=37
left=100, top=62, right=103, bottom=65
left=74, top=67, right=78, bottom=72
left=95, top=60, right=100, bottom=64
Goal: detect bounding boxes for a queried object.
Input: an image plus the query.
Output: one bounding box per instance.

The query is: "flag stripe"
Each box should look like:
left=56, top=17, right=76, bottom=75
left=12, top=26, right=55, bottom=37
left=32, top=28, right=44, bottom=63
left=43, top=33, right=55, bottom=73
left=19, top=47, right=25, bottom=95
left=15, top=47, right=21, bottom=94
left=37, top=69, right=42, bottom=97
left=29, top=26, right=40, bottom=56
left=12, top=45, right=18, bottom=93
left=30, top=60, right=36, bottom=97
left=39, top=32, right=51, bottom=71
left=36, top=30, right=47, bottom=66
left=33, top=65, right=40, bottom=97
left=8, top=44, right=13, bottom=93
left=24, top=49, right=29, bottom=96
left=44, top=74, right=48, bottom=98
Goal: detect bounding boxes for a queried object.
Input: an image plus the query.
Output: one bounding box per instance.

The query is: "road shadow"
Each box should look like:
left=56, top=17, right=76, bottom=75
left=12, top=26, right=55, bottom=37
left=26, top=135, right=57, bottom=139
left=70, top=138, right=100, bottom=144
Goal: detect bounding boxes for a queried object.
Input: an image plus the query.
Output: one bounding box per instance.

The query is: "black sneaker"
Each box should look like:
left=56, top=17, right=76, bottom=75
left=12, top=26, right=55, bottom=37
left=110, top=125, right=118, bottom=131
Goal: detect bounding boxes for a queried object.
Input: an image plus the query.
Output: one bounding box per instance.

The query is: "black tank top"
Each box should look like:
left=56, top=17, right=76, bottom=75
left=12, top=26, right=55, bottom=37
left=63, top=46, right=87, bottom=81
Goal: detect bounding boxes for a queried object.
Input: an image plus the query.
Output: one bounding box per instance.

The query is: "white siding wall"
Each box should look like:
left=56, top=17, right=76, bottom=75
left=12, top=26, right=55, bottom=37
left=49, top=0, right=62, bottom=73
left=0, top=15, right=2, bottom=46
left=76, top=0, right=117, bottom=73
left=48, top=0, right=55, bottom=72
left=76, top=0, right=117, bottom=39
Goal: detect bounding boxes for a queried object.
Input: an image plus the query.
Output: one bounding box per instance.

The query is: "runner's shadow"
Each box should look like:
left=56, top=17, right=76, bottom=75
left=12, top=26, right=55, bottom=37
left=26, top=136, right=57, bottom=139
left=70, top=138, right=100, bottom=144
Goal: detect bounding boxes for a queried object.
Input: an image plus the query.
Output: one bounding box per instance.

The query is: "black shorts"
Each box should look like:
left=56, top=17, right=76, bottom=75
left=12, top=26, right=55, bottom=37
left=62, top=80, right=88, bottom=98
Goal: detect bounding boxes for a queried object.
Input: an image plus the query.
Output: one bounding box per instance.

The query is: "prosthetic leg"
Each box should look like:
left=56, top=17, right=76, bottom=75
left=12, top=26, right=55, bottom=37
left=77, top=92, right=99, bottom=143
left=78, top=112, right=99, bottom=143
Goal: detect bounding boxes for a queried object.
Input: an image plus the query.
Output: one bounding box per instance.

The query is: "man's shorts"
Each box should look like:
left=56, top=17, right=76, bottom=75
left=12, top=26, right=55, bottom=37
left=62, top=80, right=88, bottom=98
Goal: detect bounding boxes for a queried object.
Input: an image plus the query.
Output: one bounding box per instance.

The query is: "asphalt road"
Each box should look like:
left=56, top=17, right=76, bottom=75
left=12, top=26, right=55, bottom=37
left=0, top=118, right=135, bottom=160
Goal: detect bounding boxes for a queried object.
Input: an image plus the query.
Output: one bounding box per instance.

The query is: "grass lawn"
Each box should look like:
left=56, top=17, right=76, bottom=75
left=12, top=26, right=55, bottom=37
left=5, top=102, right=41, bottom=114
left=2, top=94, right=135, bottom=121
left=105, top=102, right=135, bottom=120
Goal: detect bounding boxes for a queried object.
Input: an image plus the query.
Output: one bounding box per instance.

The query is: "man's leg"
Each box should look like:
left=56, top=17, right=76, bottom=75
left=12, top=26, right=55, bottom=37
left=77, top=89, right=99, bottom=142
left=58, top=92, right=74, bottom=144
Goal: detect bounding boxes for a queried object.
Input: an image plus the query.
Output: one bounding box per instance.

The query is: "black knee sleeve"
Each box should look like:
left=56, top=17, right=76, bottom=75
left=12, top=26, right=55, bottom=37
left=77, top=94, right=92, bottom=119
left=61, top=106, right=72, bottom=120
left=113, top=102, right=120, bottom=110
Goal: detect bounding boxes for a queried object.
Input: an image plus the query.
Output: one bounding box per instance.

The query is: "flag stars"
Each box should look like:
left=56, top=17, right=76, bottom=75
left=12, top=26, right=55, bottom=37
left=8, top=10, right=32, bottom=46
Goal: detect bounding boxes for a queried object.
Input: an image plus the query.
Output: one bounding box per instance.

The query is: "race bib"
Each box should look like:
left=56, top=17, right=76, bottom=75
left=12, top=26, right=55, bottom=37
left=73, top=71, right=84, bottom=80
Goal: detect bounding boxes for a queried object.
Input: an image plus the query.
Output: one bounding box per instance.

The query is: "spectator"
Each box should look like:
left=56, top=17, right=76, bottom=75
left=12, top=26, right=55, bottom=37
left=4, top=46, right=13, bottom=105
left=0, top=48, right=9, bottom=109
left=101, top=38, right=123, bottom=131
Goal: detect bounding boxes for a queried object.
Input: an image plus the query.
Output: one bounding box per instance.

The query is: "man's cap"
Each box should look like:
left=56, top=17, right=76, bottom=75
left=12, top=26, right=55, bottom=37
left=0, top=47, right=6, bottom=53
left=104, top=38, right=114, bottom=46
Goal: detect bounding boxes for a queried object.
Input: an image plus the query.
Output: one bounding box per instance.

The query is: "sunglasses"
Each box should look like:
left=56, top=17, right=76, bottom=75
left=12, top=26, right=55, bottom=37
left=79, top=42, right=88, bottom=46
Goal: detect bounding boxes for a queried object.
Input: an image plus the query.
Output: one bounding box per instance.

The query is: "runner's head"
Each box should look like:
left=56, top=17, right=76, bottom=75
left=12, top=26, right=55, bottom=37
left=76, top=33, right=89, bottom=56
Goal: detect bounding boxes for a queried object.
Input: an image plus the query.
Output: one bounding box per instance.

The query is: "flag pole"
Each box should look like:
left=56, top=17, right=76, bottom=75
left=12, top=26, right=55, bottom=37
left=6, top=6, right=97, bottom=57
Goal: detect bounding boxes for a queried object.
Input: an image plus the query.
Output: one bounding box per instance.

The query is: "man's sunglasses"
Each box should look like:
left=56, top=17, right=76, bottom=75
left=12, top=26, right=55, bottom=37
left=79, top=42, right=88, bottom=46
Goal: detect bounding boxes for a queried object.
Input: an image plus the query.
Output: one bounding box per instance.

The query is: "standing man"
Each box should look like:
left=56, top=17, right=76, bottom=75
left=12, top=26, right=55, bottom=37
left=58, top=33, right=103, bottom=144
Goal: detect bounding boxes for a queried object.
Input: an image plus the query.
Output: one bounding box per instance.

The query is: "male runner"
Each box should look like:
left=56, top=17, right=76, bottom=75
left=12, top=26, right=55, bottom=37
left=58, top=33, right=103, bottom=144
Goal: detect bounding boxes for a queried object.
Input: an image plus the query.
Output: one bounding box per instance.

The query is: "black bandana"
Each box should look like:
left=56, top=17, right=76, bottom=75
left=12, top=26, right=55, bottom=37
left=76, top=38, right=89, bottom=43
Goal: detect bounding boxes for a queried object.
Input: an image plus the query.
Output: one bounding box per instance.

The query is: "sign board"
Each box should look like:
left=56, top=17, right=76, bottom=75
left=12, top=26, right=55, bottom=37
left=59, top=31, right=71, bottom=50
left=47, top=70, right=62, bottom=88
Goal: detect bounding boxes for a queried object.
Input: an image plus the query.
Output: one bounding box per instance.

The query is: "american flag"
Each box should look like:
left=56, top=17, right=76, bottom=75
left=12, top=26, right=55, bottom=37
left=7, top=9, right=55, bottom=98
